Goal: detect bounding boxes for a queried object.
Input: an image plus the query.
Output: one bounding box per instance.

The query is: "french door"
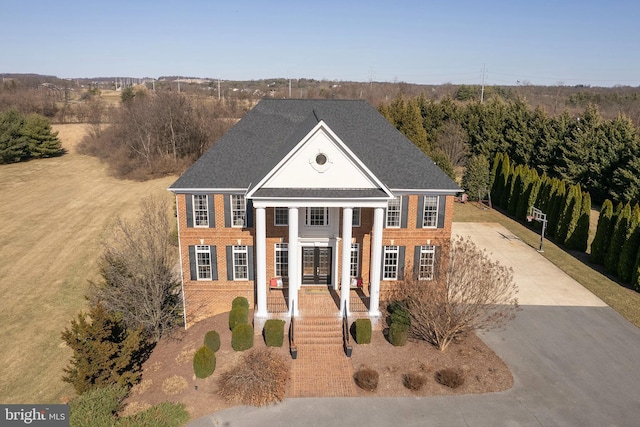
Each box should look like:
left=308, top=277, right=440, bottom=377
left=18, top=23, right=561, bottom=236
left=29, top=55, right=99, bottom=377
left=302, top=247, right=332, bottom=285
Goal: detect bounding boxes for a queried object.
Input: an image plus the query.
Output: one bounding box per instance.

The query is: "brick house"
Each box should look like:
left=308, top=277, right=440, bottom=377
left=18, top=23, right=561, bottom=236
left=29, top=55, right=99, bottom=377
left=169, top=99, right=460, bottom=327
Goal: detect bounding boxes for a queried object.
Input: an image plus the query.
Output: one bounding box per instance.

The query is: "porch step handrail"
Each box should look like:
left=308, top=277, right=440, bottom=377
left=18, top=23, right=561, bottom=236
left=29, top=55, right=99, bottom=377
left=342, top=300, right=352, bottom=357
left=289, top=300, right=297, bottom=359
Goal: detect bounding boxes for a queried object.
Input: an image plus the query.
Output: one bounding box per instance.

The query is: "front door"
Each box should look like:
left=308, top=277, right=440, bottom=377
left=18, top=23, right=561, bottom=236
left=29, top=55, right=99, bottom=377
left=302, top=247, right=332, bottom=285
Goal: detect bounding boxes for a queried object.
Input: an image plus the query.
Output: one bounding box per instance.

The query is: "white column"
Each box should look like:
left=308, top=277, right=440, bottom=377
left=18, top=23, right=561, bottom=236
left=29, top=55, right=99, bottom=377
left=255, top=207, right=268, bottom=317
left=340, top=207, right=353, bottom=315
left=369, top=207, right=384, bottom=316
left=288, top=207, right=299, bottom=316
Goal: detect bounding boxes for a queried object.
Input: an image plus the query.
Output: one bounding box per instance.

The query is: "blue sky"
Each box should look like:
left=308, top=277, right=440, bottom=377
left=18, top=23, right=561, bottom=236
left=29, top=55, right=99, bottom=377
left=2, top=0, right=639, bottom=86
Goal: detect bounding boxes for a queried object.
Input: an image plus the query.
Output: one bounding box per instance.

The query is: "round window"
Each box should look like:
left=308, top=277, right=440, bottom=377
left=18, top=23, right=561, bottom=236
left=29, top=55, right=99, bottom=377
left=315, top=153, right=327, bottom=165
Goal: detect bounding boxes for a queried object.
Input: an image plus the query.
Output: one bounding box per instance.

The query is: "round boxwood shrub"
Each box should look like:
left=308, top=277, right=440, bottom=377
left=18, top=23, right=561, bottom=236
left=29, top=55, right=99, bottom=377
left=193, top=345, right=216, bottom=379
left=204, top=330, right=220, bottom=352
left=388, top=322, right=409, bottom=346
left=232, top=296, right=249, bottom=310
left=229, top=306, right=249, bottom=331
left=232, top=323, right=254, bottom=351
left=263, top=319, right=285, bottom=347
left=354, top=318, right=372, bottom=344
left=403, top=372, right=426, bottom=391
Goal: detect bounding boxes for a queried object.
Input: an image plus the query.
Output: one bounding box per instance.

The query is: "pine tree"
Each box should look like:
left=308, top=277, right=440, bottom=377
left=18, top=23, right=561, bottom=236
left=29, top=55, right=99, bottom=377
left=499, top=165, right=514, bottom=209
left=0, top=108, right=29, bottom=163
left=547, top=180, right=566, bottom=239
left=589, top=199, right=614, bottom=264
left=22, top=113, right=62, bottom=158
left=567, top=191, right=591, bottom=251
left=618, top=205, right=640, bottom=282
left=508, top=165, right=524, bottom=216
left=490, top=152, right=504, bottom=201
left=605, top=202, right=631, bottom=274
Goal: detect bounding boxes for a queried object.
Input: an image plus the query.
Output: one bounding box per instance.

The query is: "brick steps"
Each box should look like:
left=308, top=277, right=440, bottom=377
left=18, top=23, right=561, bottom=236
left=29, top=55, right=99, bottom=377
left=293, top=317, right=343, bottom=346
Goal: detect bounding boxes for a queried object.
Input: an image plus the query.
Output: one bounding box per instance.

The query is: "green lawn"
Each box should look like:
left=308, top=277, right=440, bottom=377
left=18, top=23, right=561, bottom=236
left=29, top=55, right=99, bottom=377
left=454, top=201, right=640, bottom=327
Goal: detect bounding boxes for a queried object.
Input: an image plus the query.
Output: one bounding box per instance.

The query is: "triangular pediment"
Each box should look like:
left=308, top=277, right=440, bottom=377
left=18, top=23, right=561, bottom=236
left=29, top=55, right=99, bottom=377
left=248, top=120, right=391, bottom=199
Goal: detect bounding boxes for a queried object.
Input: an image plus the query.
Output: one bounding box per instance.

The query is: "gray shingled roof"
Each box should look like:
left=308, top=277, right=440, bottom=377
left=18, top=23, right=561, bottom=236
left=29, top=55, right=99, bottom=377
left=169, top=99, right=460, bottom=194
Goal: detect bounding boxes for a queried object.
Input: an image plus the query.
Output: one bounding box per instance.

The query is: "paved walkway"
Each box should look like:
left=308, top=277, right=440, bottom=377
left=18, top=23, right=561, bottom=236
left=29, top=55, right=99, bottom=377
left=189, top=222, right=640, bottom=427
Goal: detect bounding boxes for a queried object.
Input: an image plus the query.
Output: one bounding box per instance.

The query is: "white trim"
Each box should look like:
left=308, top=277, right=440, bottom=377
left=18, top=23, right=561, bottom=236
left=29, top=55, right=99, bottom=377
left=274, top=243, right=288, bottom=278
left=246, top=120, right=394, bottom=200
left=176, top=195, right=187, bottom=329
left=230, top=194, right=246, bottom=228
left=385, top=196, right=402, bottom=228
left=195, top=245, right=212, bottom=280
left=422, top=195, right=439, bottom=229
left=232, top=245, right=249, bottom=281
left=350, top=243, right=360, bottom=278
left=192, top=194, right=209, bottom=228
left=252, top=198, right=388, bottom=208
left=418, top=245, right=436, bottom=281
left=382, top=245, right=400, bottom=281
left=169, top=187, right=245, bottom=193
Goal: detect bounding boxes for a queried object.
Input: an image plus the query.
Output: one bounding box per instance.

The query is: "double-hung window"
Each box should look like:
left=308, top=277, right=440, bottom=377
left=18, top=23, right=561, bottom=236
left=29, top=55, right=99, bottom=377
left=350, top=243, right=360, bottom=278
left=193, top=195, right=209, bottom=227
left=306, top=207, right=328, bottom=226
left=195, top=245, right=212, bottom=280
left=274, top=207, right=288, bottom=226
left=383, top=245, right=399, bottom=280
left=422, top=196, right=439, bottom=228
left=418, top=245, right=436, bottom=280
left=274, top=243, right=288, bottom=277
left=231, top=195, right=246, bottom=227
left=352, top=207, right=361, bottom=227
left=232, top=245, right=249, bottom=280
left=386, top=197, right=401, bottom=228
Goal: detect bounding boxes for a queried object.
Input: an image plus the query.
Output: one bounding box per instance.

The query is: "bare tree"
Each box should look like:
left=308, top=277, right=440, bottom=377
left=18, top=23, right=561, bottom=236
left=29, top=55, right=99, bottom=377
left=90, top=197, right=182, bottom=341
left=434, top=120, right=469, bottom=167
left=388, top=236, right=518, bottom=351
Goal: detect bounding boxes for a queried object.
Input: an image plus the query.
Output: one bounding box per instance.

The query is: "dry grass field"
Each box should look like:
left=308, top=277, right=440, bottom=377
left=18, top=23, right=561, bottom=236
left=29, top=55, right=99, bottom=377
left=0, top=124, right=176, bottom=404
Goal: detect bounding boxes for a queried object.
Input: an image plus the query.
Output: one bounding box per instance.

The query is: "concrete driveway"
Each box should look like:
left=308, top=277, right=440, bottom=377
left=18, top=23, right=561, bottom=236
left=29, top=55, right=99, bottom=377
left=188, top=222, right=640, bottom=426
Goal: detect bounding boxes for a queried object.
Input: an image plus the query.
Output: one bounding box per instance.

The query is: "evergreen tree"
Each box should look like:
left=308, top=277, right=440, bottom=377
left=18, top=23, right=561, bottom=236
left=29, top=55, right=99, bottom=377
left=490, top=152, right=504, bottom=201
left=605, top=202, right=631, bottom=274
left=462, top=154, right=490, bottom=201
left=22, top=113, right=62, bottom=158
left=61, top=303, right=148, bottom=395
left=428, top=147, right=456, bottom=180
left=557, top=184, right=582, bottom=245
left=0, top=108, right=29, bottom=163
left=516, top=167, right=539, bottom=220
left=508, top=165, right=524, bottom=216
left=631, top=244, right=640, bottom=291
left=547, top=180, right=566, bottom=239
left=567, top=191, right=591, bottom=251
left=618, top=206, right=640, bottom=283
left=589, top=199, right=614, bottom=264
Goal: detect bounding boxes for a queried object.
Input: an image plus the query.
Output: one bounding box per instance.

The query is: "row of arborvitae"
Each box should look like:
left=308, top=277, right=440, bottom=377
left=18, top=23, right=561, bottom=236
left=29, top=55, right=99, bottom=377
left=492, top=152, right=591, bottom=251
left=591, top=200, right=640, bottom=290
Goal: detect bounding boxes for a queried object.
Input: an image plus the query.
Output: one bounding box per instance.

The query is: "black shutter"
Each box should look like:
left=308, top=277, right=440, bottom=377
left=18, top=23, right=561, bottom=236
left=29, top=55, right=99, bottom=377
left=210, top=246, right=218, bottom=280
left=380, top=246, right=386, bottom=278
left=414, top=245, right=421, bottom=276
left=224, top=195, right=231, bottom=228
left=186, top=194, right=193, bottom=228
left=207, top=195, right=215, bottom=228
left=400, top=196, right=409, bottom=228
left=416, top=195, right=425, bottom=228
left=226, top=246, right=233, bottom=280
left=189, top=245, right=197, bottom=280
left=248, top=246, right=254, bottom=280
left=398, top=246, right=406, bottom=279
left=437, top=195, right=447, bottom=228
left=245, top=199, right=254, bottom=228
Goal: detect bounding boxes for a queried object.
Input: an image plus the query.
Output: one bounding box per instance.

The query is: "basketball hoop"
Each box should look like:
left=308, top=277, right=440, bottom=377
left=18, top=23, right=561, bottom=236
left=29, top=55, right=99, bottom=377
left=526, top=215, right=534, bottom=222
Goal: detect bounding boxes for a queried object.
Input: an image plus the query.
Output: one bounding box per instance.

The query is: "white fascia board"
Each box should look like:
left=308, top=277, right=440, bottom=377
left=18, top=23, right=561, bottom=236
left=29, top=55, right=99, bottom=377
left=168, top=187, right=247, bottom=194
left=390, top=189, right=462, bottom=195
left=252, top=198, right=389, bottom=209
left=246, top=120, right=394, bottom=199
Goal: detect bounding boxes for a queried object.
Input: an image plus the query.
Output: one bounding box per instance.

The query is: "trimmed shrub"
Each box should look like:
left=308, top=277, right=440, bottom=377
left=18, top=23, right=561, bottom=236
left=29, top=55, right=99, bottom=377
left=353, top=367, right=379, bottom=391
left=263, top=319, right=285, bottom=347
left=435, top=368, right=465, bottom=389
left=204, top=330, right=221, bottom=352
left=403, top=372, right=426, bottom=391
left=193, top=345, right=216, bottom=379
left=390, top=309, right=411, bottom=327
left=232, top=323, right=254, bottom=351
left=69, top=384, right=128, bottom=427
left=354, top=318, right=372, bottom=344
left=218, top=348, right=289, bottom=406
left=388, top=322, right=409, bottom=346
left=232, top=296, right=249, bottom=310
left=228, top=306, right=249, bottom=331
left=118, top=402, right=189, bottom=427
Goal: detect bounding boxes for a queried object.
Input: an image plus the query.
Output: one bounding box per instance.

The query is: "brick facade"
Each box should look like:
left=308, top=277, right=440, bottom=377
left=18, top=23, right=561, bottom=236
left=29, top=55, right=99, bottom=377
left=176, top=193, right=454, bottom=328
